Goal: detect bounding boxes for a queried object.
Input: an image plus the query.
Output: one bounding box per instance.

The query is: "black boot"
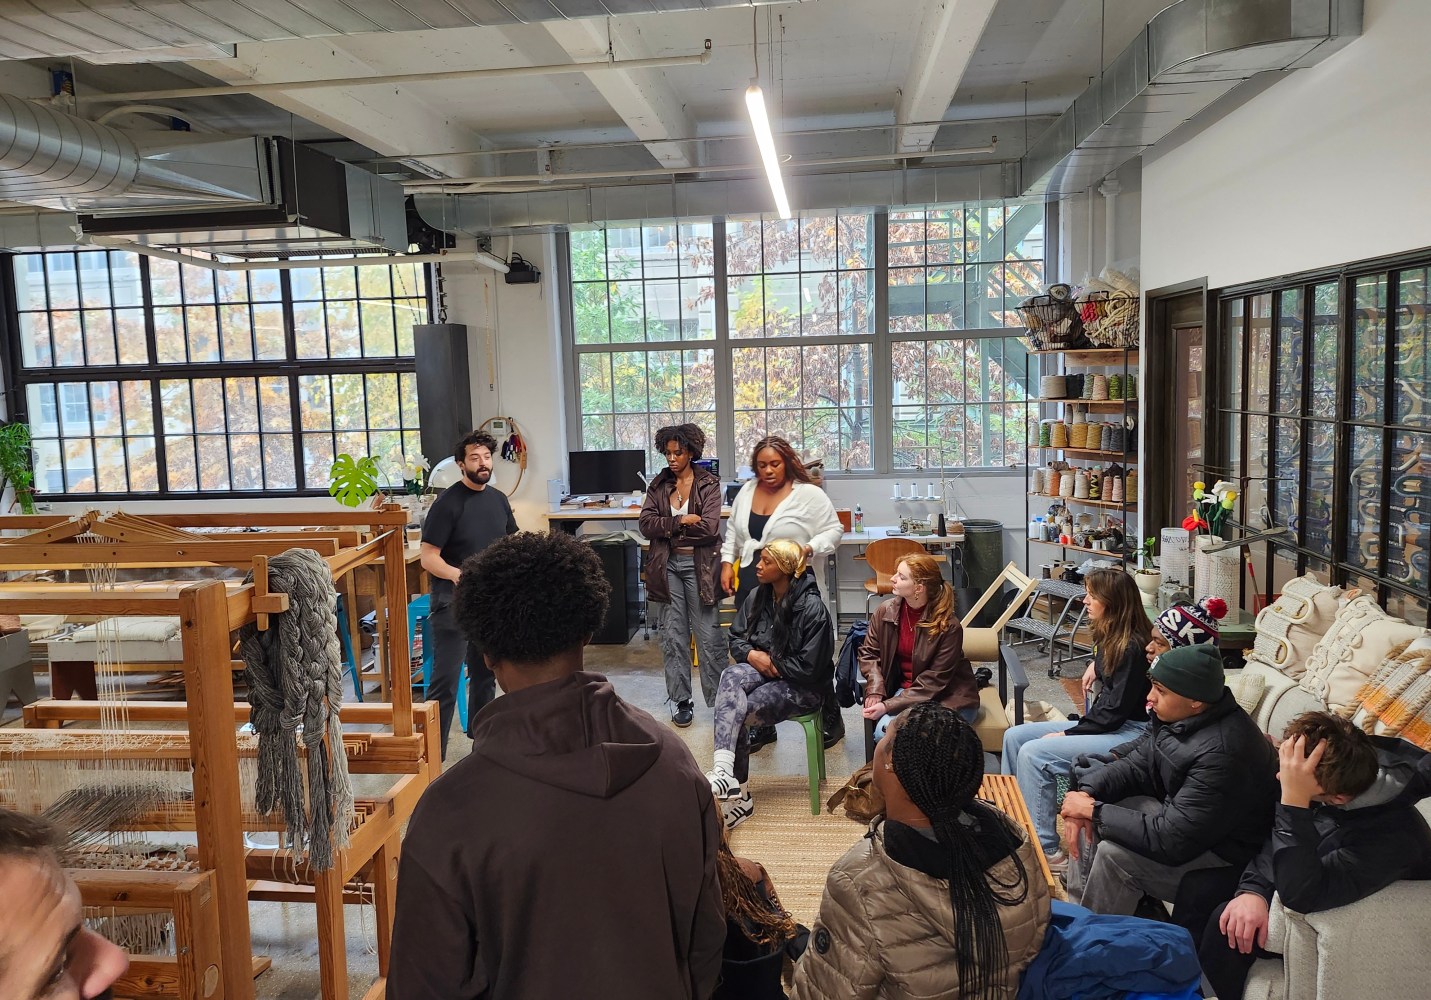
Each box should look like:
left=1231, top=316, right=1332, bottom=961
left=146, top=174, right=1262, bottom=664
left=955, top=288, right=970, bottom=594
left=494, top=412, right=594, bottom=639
left=748, top=724, right=778, bottom=752
left=821, top=685, right=845, bottom=750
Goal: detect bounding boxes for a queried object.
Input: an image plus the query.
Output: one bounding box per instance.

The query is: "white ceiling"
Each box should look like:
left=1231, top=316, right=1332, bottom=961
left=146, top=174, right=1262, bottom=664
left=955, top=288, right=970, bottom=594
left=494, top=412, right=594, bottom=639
left=3, top=0, right=1178, bottom=186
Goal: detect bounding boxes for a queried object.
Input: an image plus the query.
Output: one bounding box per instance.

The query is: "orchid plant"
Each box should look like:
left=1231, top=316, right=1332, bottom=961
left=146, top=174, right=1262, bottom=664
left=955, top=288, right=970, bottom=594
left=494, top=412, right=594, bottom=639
left=382, top=447, right=431, bottom=496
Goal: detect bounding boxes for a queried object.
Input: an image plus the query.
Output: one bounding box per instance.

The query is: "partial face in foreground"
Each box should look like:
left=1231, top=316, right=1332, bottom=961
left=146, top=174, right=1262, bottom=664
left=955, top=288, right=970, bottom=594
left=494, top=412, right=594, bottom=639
left=0, top=856, right=127, bottom=1000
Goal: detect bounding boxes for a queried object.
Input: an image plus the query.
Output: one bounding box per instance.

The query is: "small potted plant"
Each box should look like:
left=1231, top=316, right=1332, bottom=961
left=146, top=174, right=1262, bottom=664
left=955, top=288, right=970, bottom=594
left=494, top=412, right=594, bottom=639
left=1134, top=536, right=1161, bottom=600
left=0, top=422, right=37, bottom=514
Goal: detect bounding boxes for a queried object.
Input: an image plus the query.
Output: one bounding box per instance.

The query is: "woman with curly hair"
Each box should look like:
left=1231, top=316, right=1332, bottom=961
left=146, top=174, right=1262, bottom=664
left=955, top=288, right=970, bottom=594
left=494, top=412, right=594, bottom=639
left=720, top=435, right=844, bottom=752
left=1000, top=567, right=1153, bottom=873
left=791, top=702, right=1050, bottom=998
left=714, top=827, right=807, bottom=999
left=707, top=539, right=834, bottom=830
left=860, top=552, right=979, bottom=741
left=639, top=423, right=725, bottom=727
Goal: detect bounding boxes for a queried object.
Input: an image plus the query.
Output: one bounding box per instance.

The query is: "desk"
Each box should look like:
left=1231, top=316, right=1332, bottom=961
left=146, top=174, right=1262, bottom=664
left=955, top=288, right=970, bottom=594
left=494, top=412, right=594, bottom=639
left=546, top=507, right=732, bottom=534
left=831, top=526, right=963, bottom=623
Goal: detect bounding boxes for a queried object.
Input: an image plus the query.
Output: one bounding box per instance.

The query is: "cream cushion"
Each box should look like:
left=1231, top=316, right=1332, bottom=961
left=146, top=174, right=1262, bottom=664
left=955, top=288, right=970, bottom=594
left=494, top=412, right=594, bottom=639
left=1299, top=596, right=1427, bottom=711
left=1246, top=575, right=1342, bottom=679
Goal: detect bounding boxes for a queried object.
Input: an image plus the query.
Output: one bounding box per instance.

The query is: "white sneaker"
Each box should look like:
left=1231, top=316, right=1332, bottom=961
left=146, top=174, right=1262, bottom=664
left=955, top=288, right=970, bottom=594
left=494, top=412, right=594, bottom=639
left=723, top=790, right=754, bottom=831
left=706, top=770, right=743, bottom=800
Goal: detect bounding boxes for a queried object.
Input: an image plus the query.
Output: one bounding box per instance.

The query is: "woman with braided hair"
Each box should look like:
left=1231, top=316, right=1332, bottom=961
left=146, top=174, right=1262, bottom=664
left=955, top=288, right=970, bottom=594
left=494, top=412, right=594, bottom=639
left=791, top=702, right=1050, bottom=999
left=707, top=539, right=834, bottom=830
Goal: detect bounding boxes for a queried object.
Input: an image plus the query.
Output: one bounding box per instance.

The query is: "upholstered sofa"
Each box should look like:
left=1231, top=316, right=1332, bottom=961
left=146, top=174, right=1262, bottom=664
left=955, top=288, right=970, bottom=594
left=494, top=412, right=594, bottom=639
left=1226, top=576, right=1431, bottom=1000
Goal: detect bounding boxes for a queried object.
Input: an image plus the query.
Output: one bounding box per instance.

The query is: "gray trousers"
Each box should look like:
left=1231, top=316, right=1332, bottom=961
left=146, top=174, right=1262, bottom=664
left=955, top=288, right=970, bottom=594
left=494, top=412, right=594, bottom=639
left=1069, top=795, right=1233, bottom=915
left=655, top=554, right=725, bottom=707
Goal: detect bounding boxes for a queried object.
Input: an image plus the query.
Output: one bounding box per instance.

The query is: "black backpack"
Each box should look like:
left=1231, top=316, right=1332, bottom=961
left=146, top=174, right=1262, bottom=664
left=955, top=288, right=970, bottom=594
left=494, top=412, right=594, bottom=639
left=834, top=619, right=868, bottom=708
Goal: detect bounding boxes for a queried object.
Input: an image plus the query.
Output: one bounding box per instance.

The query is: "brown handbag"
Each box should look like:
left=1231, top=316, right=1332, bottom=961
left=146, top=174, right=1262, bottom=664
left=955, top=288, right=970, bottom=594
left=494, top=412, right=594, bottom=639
left=824, top=762, right=885, bottom=823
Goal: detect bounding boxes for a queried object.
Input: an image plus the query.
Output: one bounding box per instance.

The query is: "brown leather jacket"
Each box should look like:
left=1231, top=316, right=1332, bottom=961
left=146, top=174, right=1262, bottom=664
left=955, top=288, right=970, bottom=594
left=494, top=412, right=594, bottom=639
left=858, top=596, right=978, bottom=714
left=639, top=466, right=723, bottom=606
left=790, top=818, right=1050, bottom=999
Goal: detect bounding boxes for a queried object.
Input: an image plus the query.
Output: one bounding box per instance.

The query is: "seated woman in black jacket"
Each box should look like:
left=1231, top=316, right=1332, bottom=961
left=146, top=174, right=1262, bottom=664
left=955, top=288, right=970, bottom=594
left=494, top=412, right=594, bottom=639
left=707, top=539, right=834, bottom=830
left=999, top=568, right=1152, bottom=872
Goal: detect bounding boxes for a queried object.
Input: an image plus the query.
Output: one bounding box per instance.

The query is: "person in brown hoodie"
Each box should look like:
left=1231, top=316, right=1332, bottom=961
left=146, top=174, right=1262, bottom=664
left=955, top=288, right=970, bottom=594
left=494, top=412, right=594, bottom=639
left=387, top=531, right=726, bottom=1000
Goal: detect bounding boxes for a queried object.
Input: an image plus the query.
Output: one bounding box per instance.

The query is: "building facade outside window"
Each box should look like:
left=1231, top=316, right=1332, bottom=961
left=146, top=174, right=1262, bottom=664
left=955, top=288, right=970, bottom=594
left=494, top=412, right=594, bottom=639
left=4, top=250, right=427, bottom=497
left=563, top=203, right=1043, bottom=475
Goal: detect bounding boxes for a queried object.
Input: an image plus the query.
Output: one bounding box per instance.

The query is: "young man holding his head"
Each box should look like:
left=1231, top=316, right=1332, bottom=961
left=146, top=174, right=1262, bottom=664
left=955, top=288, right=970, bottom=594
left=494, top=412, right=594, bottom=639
left=0, top=808, right=128, bottom=1000
left=388, top=531, right=725, bottom=1000
left=1183, top=712, right=1431, bottom=1000
left=1060, top=644, right=1279, bottom=916
left=418, top=431, right=518, bottom=758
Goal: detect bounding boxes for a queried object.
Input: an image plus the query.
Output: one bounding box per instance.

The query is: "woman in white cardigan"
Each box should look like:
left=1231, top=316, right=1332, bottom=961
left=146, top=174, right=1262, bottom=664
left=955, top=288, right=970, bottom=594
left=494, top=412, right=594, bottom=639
left=719, top=435, right=844, bottom=759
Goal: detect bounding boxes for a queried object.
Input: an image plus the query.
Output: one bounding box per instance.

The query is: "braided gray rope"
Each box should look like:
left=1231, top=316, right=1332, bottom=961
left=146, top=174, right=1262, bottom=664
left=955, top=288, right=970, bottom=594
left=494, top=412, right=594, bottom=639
left=238, top=548, right=353, bottom=871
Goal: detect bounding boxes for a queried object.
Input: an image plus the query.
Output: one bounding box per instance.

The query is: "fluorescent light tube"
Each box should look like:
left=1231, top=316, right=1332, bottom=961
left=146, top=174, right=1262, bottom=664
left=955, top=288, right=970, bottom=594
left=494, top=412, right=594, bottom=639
left=745, top=83, right=791, bottom=220
left=474, top=249, right=510, bottom=273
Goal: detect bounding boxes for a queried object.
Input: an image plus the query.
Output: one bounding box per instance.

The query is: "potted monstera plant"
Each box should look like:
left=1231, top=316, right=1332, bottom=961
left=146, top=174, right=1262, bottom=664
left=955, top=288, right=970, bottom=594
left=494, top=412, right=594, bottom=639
left=0, top=422, right=37, bottom=514
left=329, top=453, right=380, bottom=508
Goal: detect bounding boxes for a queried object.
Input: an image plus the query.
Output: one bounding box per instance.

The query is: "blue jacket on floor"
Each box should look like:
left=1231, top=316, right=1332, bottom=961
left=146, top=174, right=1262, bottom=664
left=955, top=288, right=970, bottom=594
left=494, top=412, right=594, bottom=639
left=1017, top=901, right=1201, bottom=1000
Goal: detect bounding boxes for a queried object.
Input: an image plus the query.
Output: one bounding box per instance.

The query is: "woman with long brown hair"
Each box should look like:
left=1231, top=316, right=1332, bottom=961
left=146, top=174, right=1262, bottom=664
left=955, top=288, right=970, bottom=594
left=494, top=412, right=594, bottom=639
left=859, top=552, right=979, bottom=740
left=713, top=827, right=805, bottom=999
left=1000, top=567, right=1153, bottom=873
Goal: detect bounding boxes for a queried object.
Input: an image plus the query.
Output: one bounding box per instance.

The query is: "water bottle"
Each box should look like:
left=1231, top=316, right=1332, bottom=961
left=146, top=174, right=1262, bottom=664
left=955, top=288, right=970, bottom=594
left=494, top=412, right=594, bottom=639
left=853, top=504, right=864, bottom=533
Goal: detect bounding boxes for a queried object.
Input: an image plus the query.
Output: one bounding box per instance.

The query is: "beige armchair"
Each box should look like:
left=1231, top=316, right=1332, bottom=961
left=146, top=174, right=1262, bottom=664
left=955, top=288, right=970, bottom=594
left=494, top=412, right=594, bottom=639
left=1243, top=877, right=1431, bottom=1000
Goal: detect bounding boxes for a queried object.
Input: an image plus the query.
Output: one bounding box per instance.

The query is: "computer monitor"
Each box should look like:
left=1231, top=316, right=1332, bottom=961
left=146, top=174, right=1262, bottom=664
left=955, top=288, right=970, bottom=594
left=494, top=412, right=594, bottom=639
left=693, top=457, right=719, bottom=477
left=568, top=449, right=647, bottom=496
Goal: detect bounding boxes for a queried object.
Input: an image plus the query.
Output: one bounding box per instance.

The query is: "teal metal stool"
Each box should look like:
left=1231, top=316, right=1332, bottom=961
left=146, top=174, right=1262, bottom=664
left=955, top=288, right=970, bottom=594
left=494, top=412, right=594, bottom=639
left=789, top=709, right=827, bottom=815
left=335, top=595, right=363, bottom=702
left=407, top=594, right=433, bottom=698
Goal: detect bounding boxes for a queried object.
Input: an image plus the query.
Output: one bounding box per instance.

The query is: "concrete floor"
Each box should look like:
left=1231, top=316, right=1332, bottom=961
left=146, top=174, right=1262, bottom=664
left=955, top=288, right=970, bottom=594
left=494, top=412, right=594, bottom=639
left=1, top=631, right=1078, bottom=999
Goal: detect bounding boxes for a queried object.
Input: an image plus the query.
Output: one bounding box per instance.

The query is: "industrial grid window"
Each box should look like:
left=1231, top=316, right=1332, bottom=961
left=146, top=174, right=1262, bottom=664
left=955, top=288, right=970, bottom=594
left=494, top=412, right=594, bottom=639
left=3, top=249, right=428, bottom=498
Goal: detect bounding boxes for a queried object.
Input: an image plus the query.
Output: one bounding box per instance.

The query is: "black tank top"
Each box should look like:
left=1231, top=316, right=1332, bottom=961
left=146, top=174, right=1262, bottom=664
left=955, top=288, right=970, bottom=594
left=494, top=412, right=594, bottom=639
left=747, top=511, right=770, bottom=542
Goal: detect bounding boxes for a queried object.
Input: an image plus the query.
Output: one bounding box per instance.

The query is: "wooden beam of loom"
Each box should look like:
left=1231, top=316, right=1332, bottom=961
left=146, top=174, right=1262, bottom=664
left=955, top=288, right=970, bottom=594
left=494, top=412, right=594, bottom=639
left=0, top=538, right=340, bottom=570
left=0, top=730, right=423, bottom=771
left=0, top=507, right=408, bottom=530
left=25, top=699, right=428, bottom=729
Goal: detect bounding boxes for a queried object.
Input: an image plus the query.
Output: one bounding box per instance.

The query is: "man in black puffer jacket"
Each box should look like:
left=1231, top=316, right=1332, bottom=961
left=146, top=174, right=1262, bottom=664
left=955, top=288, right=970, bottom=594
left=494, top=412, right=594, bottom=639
left=1060, top=644, right=1279, bottom=915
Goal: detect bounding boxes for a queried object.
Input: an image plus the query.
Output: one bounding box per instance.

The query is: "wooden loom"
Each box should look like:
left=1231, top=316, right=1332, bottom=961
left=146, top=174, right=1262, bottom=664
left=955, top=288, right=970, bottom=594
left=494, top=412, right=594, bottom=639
left=0, top=507, right=434, bottom=1000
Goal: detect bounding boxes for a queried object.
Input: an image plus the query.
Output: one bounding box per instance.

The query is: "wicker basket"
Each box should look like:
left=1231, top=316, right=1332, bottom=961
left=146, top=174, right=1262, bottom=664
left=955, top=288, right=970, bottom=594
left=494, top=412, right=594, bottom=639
left=1018, top=294, right=1086, bottom=350
left=1075, top=291, right=1140, bottom=349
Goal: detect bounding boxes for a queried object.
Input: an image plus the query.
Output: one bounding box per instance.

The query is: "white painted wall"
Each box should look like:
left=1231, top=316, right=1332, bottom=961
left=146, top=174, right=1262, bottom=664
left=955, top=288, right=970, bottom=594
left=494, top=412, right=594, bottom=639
left=1142, top=0, right=1431, bottom=290
left=1054, top=158, right=1142, bottom=287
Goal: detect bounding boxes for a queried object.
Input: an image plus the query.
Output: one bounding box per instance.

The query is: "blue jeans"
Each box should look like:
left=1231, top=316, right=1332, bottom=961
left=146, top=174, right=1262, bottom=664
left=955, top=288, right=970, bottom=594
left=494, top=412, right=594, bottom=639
left=1000, top=718, right=1147, bottom=853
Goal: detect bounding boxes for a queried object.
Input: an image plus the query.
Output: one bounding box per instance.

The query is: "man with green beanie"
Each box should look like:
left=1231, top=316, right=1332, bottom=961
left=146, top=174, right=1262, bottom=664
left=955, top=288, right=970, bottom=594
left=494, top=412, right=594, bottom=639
left=1059, top=644, right=1279, bottom=915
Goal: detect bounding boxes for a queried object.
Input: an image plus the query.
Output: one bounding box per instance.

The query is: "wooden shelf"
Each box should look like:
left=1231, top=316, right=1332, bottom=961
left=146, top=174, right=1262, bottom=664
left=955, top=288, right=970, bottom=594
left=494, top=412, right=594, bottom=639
left=1028, top=446, right=1139, bottom=462
left=1028, top=538, right=1131, bottom=558
left=1036, top=398, right=1133, bottom=411
left=1032, top=348, right=1139, bottom=364
left=1028, top=493, right=1135, bottom=511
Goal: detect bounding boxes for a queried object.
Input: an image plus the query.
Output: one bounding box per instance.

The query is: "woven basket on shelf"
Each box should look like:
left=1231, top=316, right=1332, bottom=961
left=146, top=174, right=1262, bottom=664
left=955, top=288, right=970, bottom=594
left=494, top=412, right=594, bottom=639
left=1075, top=291, right=1140, bottom=349
left=1018, top=294, right=1086, bottom=350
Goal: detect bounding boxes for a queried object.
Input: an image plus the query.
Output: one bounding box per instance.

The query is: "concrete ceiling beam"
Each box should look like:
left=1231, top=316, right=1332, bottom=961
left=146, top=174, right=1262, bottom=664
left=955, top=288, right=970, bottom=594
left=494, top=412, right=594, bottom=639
left=539, top=18, right=697, bottom=171
left=896, top=0, right=999, bottom=154
left=184, top=38, right=494, bottom=179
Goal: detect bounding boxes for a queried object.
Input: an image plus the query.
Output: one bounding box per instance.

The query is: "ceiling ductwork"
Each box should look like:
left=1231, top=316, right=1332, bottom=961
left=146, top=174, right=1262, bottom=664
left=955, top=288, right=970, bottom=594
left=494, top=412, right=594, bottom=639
left=0, top=0, right=781, bottom=60
left=0, top=94, right=406, bottom=257
left=1019, top=0, right=1362, bottom=198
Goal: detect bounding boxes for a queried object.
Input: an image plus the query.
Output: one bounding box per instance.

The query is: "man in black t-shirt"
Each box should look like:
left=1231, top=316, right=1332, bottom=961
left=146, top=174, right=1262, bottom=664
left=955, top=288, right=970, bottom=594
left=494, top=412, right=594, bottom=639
left=420, top=431, right=518, bottom=758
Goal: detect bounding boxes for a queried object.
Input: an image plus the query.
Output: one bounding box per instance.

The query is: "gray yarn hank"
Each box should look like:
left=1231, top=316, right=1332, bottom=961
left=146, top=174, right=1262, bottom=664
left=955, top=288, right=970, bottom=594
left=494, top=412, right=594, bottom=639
left=238, top=547, right=353, bottom=872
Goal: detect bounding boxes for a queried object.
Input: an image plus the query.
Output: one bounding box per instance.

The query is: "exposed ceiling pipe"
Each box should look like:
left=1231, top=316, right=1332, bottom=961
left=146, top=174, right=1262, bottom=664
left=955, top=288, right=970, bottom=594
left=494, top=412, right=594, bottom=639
left=86, top=235, right=499, bottom=272
left=95, top=105, right=215, bottom=133
left=76, top=41, right=714, bottom=104
left=404, top=140, right=999, bottom=193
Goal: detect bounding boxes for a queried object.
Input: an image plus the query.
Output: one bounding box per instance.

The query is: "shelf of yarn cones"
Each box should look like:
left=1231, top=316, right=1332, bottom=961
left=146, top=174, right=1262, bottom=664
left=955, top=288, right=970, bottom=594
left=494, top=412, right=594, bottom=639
left=1028, top=447, right=1139, bottom=462
left=1027, top=493, right=1136, bottom=510
left=1035, top=398, right=1135, bottom=410
left=1031, top=348, right=1140, bottom=364
left=1028, top=538, right=1132, bottom=558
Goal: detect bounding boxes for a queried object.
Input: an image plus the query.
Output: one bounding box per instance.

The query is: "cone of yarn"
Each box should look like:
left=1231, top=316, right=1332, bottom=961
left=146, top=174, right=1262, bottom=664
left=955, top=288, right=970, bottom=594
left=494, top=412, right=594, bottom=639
left=1051, top=422, right=1069, bottom=448
left=1069, top=421, right=1088, bottom=449
left=1127, top=374, right=1137, bottom=399
left=1032, top=468, right=1046, bottom=494
left=1067, top=373, right=1085, bottom=398
left=1125, top=470, right=1138, bottom=502
left=1082, top=374, right=1096, bottom=399
left=1091, top=374, right=1109, bottom=400
left=1109, top=472, right=1125, bottom=503
left=1045, top=468, right=1061, bottom=496
left=1059, top=470, right=1076, bottom=497
left=1100, top=422, right=1113, bottom=452
left=1108, top=425, right=1125, bottom=453
left=1088, top=473, right=1101, bottom=499
left=1041, top=375, right=1067, bottom=399
left=1108, top=374, right=1124, bottom=400
left=1039, top=420, right=1052, bottom=447
left=1073, top=469, right=1090, bottom=499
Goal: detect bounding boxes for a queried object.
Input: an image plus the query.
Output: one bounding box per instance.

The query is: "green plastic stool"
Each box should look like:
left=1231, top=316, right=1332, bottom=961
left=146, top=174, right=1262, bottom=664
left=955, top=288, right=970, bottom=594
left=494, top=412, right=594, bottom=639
left=789, top=709, right=827, bottom=815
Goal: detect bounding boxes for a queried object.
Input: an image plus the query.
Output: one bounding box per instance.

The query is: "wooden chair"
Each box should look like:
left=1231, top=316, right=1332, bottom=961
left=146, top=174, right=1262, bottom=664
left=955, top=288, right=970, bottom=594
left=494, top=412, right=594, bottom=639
left=862, top=538, right=928, bottom=612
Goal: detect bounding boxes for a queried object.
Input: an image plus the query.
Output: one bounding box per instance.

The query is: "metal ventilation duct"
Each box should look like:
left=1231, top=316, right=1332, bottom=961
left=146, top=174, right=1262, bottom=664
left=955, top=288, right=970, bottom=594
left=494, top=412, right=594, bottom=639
left=1020, top=0, right=1362, bottom=198
left=0, top=94, right=406, bottom=255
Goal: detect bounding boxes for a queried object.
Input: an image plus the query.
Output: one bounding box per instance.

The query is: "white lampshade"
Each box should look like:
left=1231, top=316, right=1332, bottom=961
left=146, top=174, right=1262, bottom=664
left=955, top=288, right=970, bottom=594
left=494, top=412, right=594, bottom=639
left=428, top=457, right=461, bottom=489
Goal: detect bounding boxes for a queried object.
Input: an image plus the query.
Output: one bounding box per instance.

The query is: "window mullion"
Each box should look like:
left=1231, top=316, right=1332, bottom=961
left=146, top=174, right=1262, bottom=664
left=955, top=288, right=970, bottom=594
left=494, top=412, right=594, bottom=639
left=872, top=210, right=892, bottom=475
left=713, top=219, right=735, bottom=469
